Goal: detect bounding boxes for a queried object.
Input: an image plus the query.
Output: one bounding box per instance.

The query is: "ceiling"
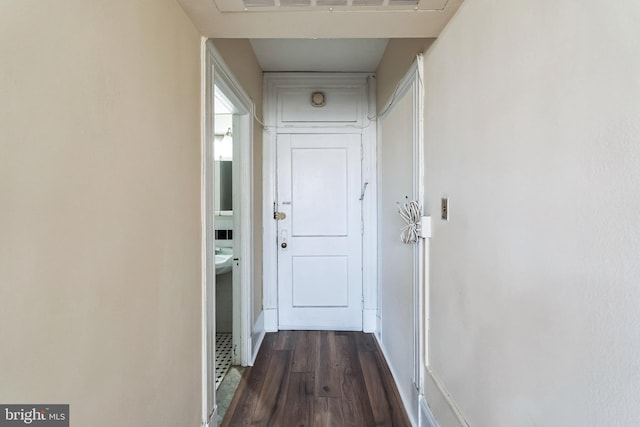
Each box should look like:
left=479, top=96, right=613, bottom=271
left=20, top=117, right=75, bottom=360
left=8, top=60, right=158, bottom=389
left=249, top=39, right=389, bottom=72
left=177, top=0, right=463, bottom=38
left=177, top=0, right=462, bottom=73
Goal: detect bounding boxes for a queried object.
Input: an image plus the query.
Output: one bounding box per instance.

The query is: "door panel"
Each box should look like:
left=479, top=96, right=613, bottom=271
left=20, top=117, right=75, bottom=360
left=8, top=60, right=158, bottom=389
left=291, top=148, right=348, bottom=236
left=292, top=256, right=348, bottom=307
left=277, top=133, right=362, bottom=330
left=277, top=87, right=362, bottom=126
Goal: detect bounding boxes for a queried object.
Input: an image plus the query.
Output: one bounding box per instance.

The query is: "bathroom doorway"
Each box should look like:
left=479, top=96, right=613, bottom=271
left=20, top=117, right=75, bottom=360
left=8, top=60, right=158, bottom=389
left=213, top=90, right=237, bottom=389
left=202, top=40, right=254, bottom=426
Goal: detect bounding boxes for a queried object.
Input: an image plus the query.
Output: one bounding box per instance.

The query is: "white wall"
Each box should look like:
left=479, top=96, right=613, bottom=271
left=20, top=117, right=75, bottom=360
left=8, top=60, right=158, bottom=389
left=0, top=1, right=202, bottom=425
left=422, top=0, right=640, bottom=426
left=376, top=41, right=431, bottom=424
left=379, top=87, right=419, bottom=423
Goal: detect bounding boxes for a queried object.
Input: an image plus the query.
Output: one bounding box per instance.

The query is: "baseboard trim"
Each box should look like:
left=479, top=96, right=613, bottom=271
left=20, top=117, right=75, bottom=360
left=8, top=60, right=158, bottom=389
left=203, top=405, right=217, bottom=427
left=278, top=324, right=362, bottom=331
left=264, top=308, right=278, bottom=332
left=419, top=395, right=440, bottom=427
left=373, top=335, right=419, bottom=427
left=251, top=311, right=265, bottom=365
left=363, top=308, right=377, bottom=333
left=423, top=367, right=469, bottom=427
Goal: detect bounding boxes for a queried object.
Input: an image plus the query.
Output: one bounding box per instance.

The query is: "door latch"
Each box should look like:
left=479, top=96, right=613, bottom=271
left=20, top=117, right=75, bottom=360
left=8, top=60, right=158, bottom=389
left=274, top=212, right=286, bottom=220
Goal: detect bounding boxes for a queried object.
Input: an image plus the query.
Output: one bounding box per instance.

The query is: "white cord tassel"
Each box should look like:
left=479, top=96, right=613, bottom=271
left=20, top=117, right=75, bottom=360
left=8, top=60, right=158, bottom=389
left=398, top=200, right=422, bottom=244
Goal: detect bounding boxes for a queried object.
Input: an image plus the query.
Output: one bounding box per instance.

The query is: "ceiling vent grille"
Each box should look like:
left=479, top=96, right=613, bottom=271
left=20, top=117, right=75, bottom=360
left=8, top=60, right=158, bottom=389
left=387, top=0, right=419, bottom=5
left=227, top=0, right=446, bottom=12
left=279, top=0, right=312, bottom=6
left=317, top=0, right=349, bottom=6
left=243, top=0, right=276, bottom=7
left=389, top=0, right=420, bottom=6
left=352, top=0, right=384, bottom=5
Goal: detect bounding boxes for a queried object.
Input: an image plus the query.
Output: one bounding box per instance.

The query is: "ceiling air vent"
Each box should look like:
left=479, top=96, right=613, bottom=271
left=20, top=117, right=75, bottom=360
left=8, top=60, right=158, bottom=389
left=352, top=0, right=384, bottom=6
left=242, top=0, right=276, bottom=7
left=279, top=0, right=312, bottom=6
left=317, top=0, right=349, bottom=6
left=221, top=0, right=446, bottom=12
left=388, top=0, right=419, bottom=5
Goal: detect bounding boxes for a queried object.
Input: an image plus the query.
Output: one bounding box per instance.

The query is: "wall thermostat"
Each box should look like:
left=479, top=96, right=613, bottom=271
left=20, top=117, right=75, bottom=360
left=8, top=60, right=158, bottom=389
left=311, top=91, right=326, bottom=107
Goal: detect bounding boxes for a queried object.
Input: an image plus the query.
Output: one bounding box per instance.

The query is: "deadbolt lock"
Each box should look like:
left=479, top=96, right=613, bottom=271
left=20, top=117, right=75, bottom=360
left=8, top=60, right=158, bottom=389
left=274, top=212, right=286, bottom=220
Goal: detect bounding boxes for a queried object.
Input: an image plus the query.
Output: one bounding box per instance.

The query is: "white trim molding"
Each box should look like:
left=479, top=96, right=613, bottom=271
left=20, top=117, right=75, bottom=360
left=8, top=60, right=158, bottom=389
left=374, top=334, right=419, bottom=427
left=251, top=311, right=265, bottom=365
left=423, top=367, right=470, bottom=427
left=206, top=40, right=254, bottom=367
left=363, top=308, right=377, bottom=333
left=419, top=395, right=440, bottom=427
left=263, top=308, right=278, bottom=332
left=203, top=406, right=217, bottom=427
left=201, top=36, right=216, bottom=427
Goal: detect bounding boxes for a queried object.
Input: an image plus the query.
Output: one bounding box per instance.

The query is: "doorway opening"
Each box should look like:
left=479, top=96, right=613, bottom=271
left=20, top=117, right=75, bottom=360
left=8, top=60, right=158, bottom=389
left=261, top=73, right=378, bottom=333
left=202, top=40, right=254, bottom=427
left=213, top=89, right=236, bottom=387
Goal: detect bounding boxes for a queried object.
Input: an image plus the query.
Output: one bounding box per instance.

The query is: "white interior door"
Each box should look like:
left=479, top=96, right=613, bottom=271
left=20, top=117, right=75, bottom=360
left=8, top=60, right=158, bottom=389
left=276, top=133, right=363, bottom=330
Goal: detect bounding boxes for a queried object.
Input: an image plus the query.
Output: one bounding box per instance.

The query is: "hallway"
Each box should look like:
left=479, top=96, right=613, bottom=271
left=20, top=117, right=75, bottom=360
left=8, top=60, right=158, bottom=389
left=4, top=1, right=640, bottom=426
left=222, top=331, right=410, bottom=426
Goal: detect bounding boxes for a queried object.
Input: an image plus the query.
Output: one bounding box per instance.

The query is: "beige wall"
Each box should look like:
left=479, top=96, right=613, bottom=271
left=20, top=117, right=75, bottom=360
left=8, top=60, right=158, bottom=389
left=376, top=38, right=434, bottom=111
left=0, top=1, right=202, bottom=426
left=212, top=39, right=264, bottom=322
left=422, top=0, right=640, bottom=426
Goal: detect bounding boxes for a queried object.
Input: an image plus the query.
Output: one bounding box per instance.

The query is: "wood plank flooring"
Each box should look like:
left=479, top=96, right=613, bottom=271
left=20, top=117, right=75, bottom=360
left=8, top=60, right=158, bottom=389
left=222, top=331, right=411, bottom=427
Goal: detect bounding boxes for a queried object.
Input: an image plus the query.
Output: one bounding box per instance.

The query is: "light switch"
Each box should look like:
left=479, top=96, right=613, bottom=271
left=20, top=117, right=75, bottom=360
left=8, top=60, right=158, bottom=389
left=441, top=197, right=449, bottom=221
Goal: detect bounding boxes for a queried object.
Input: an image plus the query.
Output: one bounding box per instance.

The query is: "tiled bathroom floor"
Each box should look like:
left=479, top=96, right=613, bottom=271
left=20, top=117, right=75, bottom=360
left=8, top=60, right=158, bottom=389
left=215, top=333, right=233, bottom=389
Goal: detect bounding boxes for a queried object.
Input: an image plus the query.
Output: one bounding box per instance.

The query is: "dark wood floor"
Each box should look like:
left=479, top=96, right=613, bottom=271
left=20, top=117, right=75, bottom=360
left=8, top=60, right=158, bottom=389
left=222, top=330, right=411, bottom=427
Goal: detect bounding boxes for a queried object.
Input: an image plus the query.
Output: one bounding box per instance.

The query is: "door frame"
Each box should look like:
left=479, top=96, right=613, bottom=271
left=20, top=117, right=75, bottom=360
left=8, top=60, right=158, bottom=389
left=201, top=39, right=254, bottom=427
left=262, top=73, right=378, bottom=332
